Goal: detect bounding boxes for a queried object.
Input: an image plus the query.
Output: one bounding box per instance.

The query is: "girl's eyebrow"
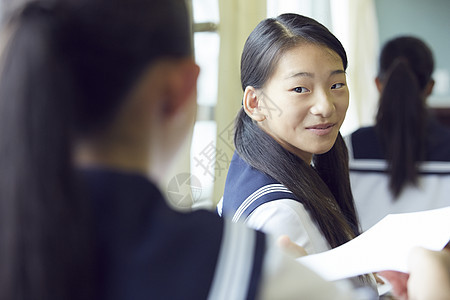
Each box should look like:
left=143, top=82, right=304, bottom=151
left=330, top=69, right=346, bottom=76
left=285, top=71, right=314, bottom=79
left=285, top=69, right=345, bottom=79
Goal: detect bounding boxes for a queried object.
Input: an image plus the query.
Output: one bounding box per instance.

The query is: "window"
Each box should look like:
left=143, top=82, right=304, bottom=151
left=189, top=0, right=220, bottom=209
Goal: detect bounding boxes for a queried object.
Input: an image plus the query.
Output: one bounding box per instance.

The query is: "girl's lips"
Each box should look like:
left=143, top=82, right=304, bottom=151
left=306, top=123, right=335, bottom=136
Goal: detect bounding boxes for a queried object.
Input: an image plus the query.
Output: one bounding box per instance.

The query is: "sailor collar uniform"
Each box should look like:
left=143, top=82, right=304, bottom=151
left=219, top=152, right=298, bottom=222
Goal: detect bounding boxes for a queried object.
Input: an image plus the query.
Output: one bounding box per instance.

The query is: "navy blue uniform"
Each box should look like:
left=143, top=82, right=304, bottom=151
left=220, top=152, right=298, bottom=222
left=81, top=168, right=265, bottom=300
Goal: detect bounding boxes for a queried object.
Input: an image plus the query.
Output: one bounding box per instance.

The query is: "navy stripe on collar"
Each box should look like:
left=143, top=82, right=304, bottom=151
left=222, top=152, right=298, bottom=222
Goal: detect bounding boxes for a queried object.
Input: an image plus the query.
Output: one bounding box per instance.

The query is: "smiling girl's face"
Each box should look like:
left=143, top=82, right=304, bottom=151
left=244, top=43, right=349, bottom=163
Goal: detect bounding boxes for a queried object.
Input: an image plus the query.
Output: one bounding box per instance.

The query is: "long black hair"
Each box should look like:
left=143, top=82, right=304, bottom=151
left=237, top=13, right=358, bottom=250
left=0, top=0, right=191, bottom=299
left=375, top=37, right=434, bottom=198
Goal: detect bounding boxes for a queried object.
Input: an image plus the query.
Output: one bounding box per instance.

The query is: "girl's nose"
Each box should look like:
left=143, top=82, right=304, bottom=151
left=309, top=91, right=335, bottom=118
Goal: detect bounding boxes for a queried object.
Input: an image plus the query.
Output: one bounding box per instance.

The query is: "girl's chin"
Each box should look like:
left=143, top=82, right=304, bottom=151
left=310, top=144, right=336, bottom=156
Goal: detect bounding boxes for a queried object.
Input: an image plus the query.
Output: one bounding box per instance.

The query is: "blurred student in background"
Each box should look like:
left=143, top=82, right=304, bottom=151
left=345, top=36, right=450, bottom=231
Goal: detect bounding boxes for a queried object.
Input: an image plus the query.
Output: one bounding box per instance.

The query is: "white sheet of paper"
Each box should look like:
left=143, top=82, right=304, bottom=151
left=298, top=206, right=450, bottom=281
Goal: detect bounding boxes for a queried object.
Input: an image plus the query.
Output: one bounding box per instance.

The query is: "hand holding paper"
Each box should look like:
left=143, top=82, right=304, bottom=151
left=298, top=206, right=450, bottom=281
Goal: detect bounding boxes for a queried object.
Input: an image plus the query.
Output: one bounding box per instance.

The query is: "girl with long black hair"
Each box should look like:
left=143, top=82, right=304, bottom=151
left=346, top=36, right=450, bottom=231
left=219, top=13, right=376, bottom=291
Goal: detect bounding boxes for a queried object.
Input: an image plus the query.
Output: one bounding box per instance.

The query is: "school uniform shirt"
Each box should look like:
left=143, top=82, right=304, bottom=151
left=220, top=152, right=378, bottom=296
left=81, top=167, right=360, bottom=300
left=220, top=152, right=336, bottom=255
left=346, top=121, right=450, bottom=232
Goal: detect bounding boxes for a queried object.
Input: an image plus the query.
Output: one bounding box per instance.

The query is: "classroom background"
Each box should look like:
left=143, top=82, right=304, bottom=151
left=160, top=0, right=450, bottom=211
left=5, top=0, right=443, bottom=213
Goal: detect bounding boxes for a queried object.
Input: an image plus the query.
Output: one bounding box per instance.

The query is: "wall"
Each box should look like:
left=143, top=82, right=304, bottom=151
left=375, top=0, right=450, bottom=107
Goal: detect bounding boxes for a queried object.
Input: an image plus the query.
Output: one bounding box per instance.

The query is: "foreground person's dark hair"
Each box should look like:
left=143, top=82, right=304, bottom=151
left=0, top=0, right=191, bottom=298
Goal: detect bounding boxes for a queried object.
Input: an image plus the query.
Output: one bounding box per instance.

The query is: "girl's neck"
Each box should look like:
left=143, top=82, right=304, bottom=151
left=74, top=136, right=151, bottom=176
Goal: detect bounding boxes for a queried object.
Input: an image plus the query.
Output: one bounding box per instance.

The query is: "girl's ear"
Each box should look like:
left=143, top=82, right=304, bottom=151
left=424, top=79, right=435, bottom=97
left=164, top=59, right=200, bottom=116
left=375, top=77, right=383, bottom=93
left=243, top=86, right=266, bottom=122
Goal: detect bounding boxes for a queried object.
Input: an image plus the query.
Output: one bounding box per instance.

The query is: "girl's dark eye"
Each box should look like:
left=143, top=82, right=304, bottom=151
left=331, top=83, right=345, bottom=89
left=293, top=87, right=309, bottom=93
